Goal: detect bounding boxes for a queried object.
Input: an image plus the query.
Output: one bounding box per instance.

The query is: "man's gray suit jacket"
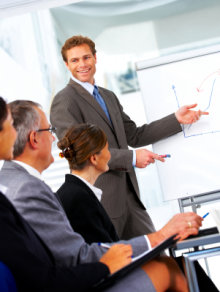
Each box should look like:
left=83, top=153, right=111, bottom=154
left=0, top=161, right=149, bottom=265
left=50, top=80, right=182, bottom=221
left=0, top=161, right=156, bottom=292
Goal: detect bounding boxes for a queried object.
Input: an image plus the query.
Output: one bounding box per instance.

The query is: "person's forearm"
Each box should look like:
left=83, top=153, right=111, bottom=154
left=108, top=148, right=133, bottom=170
left=147, top=230, right=167, bottom=248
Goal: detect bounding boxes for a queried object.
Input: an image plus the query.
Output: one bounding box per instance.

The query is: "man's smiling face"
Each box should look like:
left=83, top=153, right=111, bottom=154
left=65, top=43, right=97, bottom=84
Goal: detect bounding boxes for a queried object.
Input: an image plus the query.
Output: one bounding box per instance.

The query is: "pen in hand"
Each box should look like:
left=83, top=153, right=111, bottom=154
left=159, top=154, right=171, bottom=158
left=98, top=242, right=134, bottom=259
left=202, top=212, right=209, bottom=219
left=98, top=242, right=111, bottom=249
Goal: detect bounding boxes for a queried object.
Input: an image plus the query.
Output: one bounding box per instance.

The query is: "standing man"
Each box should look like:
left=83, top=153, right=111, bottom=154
left=50, top=35, right=208, bottom=239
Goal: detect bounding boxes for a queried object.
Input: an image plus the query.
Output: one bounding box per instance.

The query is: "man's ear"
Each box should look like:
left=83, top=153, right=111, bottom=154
left=65, top=61, right=69, bottom=70
left=29, top=131, right=39, bottom=149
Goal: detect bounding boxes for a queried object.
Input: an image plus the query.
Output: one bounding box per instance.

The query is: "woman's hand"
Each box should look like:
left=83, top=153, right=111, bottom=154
left=99, top=244, right=133, bottom=274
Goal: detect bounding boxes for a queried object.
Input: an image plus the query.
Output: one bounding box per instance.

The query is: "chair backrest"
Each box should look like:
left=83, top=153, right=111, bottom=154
left=0, top=262, right=17, bottom=292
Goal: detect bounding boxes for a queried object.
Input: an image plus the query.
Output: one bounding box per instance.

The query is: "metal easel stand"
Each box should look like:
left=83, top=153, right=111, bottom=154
left=178, top=190, right=220, bottom=282
left=178, top=189, right=220, bottom=213
left=183, top=247, right=220, bottom=292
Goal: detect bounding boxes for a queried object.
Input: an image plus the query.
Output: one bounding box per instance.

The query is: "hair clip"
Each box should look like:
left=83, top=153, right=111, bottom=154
left=59, top=152, right=64, bottom=158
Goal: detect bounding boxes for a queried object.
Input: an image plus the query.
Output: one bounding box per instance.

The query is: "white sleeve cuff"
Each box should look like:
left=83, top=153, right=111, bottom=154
left=132, top=150, right=136, bottom=167
left=144, top=235, right=152, bottom=250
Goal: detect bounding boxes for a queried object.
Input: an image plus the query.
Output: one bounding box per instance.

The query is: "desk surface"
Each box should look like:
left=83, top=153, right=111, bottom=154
left=175, top=233, right=220, bottom=251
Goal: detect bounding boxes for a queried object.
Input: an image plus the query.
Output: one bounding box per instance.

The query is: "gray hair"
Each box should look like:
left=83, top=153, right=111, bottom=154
left=8, top=100, right=41, bottom=158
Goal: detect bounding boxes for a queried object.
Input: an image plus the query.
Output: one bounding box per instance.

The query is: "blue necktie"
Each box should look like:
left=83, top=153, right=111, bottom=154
left=93, top=85, right=111, bottom=122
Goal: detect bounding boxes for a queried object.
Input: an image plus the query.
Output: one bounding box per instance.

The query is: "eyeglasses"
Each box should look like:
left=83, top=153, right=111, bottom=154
left=36, top=126, right=56, bottom=134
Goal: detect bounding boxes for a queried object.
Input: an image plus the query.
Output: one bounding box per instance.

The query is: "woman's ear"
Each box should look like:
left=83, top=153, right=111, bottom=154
left=90, top=154, right=97, bottom=166
left=29, top=131, right=38, bottom=149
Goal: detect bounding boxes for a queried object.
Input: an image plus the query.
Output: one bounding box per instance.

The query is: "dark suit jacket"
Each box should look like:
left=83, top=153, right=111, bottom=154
left=57, top=175, right=119, bottom=244
left=0, top=192, right=109, bottom=292
left=50, top=79, right=182, bottom=221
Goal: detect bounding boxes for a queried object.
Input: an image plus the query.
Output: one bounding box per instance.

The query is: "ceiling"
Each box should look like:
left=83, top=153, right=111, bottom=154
left=50, top=0, right=220, bottom=44
left=0, top=0, right=80, bottom=18
left=57, top=0, right=219, bottom=17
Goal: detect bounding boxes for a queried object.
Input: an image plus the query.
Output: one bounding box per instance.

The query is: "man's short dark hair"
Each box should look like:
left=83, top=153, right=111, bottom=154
left=61, top=35, right=96, bottom=62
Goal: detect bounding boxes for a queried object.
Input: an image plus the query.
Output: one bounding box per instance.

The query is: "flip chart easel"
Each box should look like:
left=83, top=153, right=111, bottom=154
left=136, top=45, right=220, bottom=203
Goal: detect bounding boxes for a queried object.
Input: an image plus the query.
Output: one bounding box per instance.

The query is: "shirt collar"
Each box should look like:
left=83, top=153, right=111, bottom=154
left=70, top=75, right=95, bottom=96
left=13, top=160, right=42, bottom=181
left=0, top=183, right=8, bottom=194
left=71, top=173, right=102, bottom=201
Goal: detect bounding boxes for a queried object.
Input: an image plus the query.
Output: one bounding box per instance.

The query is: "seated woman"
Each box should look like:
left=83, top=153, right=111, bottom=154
left=57, top=123, right=119, bottom=243
left=56, top=124, right=218, bottom=292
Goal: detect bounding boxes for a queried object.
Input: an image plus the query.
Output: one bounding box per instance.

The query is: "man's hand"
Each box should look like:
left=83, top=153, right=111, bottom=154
left=148, top=212, right=203, bottom=248
left=135, top=149, right=165, bottom=168
left=175, top=103, right=209, bottom=124
left=99, top=244, right=132, bottom=274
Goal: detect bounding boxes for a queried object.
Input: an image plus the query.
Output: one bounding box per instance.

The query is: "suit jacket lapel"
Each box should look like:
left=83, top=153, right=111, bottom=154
left=68, top=79, right=113, bottom=128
